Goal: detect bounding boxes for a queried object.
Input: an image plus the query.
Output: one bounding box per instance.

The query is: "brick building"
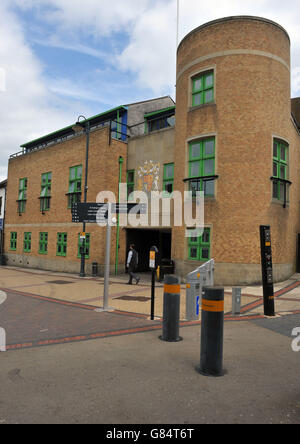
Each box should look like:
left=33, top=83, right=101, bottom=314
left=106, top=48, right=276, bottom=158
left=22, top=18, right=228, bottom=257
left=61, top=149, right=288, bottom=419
left=4, top=16, right=300, bottom=285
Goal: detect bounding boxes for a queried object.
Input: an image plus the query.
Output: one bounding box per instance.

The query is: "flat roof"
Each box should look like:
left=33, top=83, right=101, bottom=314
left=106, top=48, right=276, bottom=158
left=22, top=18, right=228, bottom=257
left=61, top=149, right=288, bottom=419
left=21, top=105, right=128, bottom=149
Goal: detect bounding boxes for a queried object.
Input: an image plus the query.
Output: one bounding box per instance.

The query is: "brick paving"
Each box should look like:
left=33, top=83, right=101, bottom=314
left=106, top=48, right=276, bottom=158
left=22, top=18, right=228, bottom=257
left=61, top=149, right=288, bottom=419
left=1, top=266, right=300, bottom=351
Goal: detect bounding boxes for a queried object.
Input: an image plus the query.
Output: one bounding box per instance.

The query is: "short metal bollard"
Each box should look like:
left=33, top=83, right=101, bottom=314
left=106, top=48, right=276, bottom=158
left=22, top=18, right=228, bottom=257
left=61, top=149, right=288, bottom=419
left=159, top=275, right=183, bottom=342
left=92, top=262, right=98, bottom=277
left=232, top=287, right=242, bottom=315
left=196, top=286, right=225, bottom=377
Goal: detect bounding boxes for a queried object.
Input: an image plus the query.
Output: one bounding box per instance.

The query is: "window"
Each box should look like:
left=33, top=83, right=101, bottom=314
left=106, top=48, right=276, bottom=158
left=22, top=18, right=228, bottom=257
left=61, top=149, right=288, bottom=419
left=17, top=178, right=27, bottom=213
left=127, top=170, right=135, bottom=201
left=188, top=228, right=211, bottom=261
left=272, top=140, right=289, bottom=202
left=57, top=233, right=67, bottom=257
left=10, top=232, right=17, bottom=251
left=147, top=115, right=175, bottom=133
left=78, top=233, right=90, bottom=259
left=145, top=107, right=176, bottom=134
left=39, top=233, right=48, bottom=255
left=192, top=71, right=214, bottom=107
left=23, top=232, right=31, bottom=253
left=163, top=163, right=174, bottom=195
left=68, top=165, right=82, bottom=208
left=189, top=138, right=215, bottom=197
left=40, top=172, right=52, bottom=212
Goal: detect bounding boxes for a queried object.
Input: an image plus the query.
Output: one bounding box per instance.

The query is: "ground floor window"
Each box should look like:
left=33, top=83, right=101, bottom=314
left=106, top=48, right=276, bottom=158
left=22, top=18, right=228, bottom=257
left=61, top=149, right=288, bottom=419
left=57, top=233, right=67, bottom=257
left=23, top=232, right=31, bottom=253
left=10, top=232, right=17, bottom=250
left=39, top=233, right=48, bottom=255
left=77, top=233, right=90, bottom=259
left=188, top=228, right=211, bottom=261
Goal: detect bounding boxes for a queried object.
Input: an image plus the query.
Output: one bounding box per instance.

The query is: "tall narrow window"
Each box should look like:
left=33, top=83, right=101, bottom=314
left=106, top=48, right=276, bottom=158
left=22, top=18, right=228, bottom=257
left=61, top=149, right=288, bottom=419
left=17, top=178, right=27, bottom=213
left=127, top=170, right=135, bottom=201
left=23, top=232, right=31, bottom=253
left=272, top=140, right=289, bottom=202
left=78, top=233, right=91, bottom=259
left=10, top=232, right=17, bottom=251
left=188, top=228, right=211, bottom=261
left=57, top=233, right=67, bottom=257
left=39, top=233, right=48, bottom=255
left=68, top=165, right=82, bottom=208
left=163, top=163, right=174, bottom=195
left=40, top=172, right=52, bottom=212
left=192, top=71, right=214, bottom=107
left=189, top=138, right=215, bottom=197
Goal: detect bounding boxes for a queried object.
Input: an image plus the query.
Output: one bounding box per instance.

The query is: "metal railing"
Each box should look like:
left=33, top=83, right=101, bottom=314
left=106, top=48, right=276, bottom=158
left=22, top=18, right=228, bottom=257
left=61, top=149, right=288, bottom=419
left=185, top=259, right=215, bottom=321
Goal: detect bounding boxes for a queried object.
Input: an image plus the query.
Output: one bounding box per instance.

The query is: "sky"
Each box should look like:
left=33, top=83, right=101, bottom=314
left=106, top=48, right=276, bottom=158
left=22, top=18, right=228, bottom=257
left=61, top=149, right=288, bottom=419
left=0, top=0, right=300, bottom=182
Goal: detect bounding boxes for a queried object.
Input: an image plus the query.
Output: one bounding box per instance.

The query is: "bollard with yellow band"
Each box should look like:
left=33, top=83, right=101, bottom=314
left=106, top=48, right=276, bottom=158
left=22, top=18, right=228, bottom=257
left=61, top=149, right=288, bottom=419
left=159, top=275, right=183, bottom=342
left=196, top=286, right=225, bottom=377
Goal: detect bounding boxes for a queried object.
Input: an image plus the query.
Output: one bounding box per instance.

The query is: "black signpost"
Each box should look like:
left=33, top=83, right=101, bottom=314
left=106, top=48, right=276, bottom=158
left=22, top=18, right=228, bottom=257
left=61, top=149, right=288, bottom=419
left=260, top=225, right=275, bottom=317
left=149, top=246, right=159, bottom=321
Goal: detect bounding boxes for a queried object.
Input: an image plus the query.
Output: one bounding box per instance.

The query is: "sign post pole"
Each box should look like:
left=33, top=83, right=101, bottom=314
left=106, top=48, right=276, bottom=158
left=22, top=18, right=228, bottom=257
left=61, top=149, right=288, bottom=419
left=149, top=246, right=159, bottom=320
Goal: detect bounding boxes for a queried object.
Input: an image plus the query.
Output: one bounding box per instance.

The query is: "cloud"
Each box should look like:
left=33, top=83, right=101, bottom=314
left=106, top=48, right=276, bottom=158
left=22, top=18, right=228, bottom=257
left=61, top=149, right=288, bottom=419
left=0, top=1, right=90, bottom=181
left=1, top=0, right=300, bottom=186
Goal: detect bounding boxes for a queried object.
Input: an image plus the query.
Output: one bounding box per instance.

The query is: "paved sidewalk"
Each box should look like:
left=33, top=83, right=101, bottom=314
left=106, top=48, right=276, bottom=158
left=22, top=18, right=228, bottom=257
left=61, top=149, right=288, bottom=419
left=1, top=266, right=300, bottom=320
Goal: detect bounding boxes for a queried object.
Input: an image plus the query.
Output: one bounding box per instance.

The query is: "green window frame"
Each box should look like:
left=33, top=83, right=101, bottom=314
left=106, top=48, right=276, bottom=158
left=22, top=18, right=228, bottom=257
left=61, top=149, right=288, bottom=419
left=189, top=138, right=215, bottom=197
left=272, top=140, right=289, bottom=201
left=10, top=232, right=17, bottom=251
left=188, top=228, right=211, bottom=261
left=127, top=170, right=135, bottom=201
left=56, top=233, right=67, bottom=257
left=39, top=232, right=48, bottom=255
left=192, top=71, right=214, bottom=107
left=17, top=178, right=27, bottom=213
left=40, top=172, right=52, bottom=212
left=163, top=163, right=174, bottom=195
left=68, top=165, right=82, bottom=208
left=23, top=232, right=31, bottom=253
left=78, top=233, right=91, bottom=259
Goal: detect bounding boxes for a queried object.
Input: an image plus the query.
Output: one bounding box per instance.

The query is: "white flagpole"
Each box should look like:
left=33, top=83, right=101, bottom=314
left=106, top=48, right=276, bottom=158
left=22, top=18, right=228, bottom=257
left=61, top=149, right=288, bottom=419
left=176, top=0, right=180, bottom=49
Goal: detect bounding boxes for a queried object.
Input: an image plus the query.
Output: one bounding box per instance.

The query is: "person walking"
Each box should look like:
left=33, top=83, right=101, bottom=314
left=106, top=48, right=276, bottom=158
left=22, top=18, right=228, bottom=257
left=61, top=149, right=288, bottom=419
left=127, top=244, right=140, bottom=285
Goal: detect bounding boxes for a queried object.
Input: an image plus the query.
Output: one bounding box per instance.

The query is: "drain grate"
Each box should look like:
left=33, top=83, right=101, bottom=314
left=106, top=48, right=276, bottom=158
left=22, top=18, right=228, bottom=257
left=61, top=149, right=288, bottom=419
left=47, top=280, right=74, bottom=285
left=115, top=296, right=150, bottom=302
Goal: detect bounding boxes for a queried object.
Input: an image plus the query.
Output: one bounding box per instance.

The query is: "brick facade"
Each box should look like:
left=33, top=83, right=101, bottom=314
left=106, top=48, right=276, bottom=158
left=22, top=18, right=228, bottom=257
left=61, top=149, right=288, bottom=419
left=5, top=126, right=128, bottom=274
left=4, top=16, right=300, bottom=285
left=173, top=16, right=300, bottom=284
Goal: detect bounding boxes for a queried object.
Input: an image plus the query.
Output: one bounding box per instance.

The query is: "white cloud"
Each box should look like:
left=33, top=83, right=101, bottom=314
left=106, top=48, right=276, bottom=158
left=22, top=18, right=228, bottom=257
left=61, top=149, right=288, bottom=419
left=1, top=0, right=300, bottom=185
left=0, top=1, right=80, bottom=181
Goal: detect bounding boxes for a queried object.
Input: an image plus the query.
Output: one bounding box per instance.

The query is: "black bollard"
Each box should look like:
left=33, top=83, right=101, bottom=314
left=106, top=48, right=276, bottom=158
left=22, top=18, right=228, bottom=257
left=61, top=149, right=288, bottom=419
left=159, top=275, right=183, bottom=342
left=197, top=286, right=225, bottom=377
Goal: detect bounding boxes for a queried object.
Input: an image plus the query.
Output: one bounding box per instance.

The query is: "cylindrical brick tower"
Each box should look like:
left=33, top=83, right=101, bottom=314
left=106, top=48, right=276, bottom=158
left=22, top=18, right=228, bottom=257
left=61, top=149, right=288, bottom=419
left=173, top=16, right=297, bottom=285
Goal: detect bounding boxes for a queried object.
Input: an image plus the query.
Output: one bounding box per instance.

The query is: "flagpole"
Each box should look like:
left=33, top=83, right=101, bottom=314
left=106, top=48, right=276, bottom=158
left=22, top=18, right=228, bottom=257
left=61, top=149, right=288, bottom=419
left=176, top=0, right=180, bottom=49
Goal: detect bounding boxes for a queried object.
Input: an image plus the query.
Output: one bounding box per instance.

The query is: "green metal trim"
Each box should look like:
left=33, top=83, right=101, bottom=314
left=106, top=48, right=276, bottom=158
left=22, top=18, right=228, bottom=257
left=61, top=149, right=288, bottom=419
left=144, top=106, right=176, bottom=119
left=21, top=106, right=128, bottom=148
left=38, top=232, right=48, bottom=255
left=115, top=157, right=124, bottom=275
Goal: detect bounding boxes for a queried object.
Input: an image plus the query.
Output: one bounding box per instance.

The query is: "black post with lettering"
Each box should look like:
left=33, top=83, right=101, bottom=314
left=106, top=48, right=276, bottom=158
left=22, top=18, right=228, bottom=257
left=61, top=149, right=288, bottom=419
left=260, top=225, right=275, bottom=317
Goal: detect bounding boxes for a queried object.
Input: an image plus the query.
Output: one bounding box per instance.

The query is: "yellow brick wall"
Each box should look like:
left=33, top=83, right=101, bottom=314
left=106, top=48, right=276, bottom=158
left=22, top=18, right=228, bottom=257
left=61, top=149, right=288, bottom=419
left=5, top=127, right=128, bottom=271
left=174, top=17, right=300, bottom=283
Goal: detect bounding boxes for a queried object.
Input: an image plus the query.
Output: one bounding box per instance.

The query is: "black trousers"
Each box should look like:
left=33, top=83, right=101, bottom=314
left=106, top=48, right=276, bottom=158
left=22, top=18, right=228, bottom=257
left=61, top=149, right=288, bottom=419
left=128, top=266, right=139, bottom=283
